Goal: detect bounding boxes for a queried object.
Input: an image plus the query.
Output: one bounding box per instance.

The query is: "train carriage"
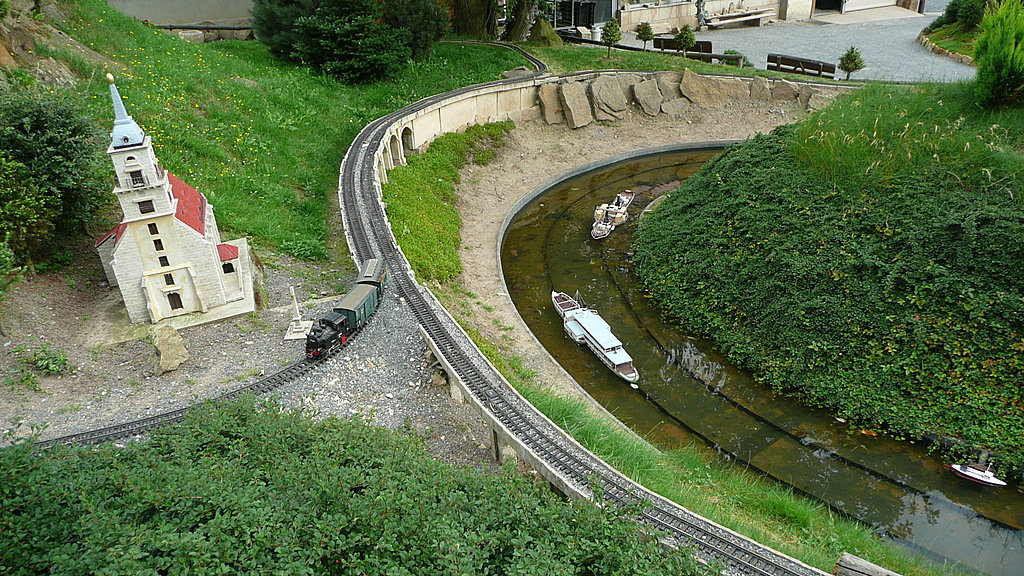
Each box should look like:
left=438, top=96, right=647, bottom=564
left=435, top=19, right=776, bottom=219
left=305, top=259, right=385, bottom=359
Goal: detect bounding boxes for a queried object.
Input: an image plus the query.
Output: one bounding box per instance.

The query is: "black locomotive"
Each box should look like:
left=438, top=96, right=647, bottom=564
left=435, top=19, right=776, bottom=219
left=305, top=259, right=387, bottom=359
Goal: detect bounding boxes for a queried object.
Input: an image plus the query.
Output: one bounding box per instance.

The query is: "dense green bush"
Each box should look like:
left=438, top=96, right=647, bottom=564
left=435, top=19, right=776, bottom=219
left=974, top=0, right=1024, bottom=107
left=381, top=0, right=451, bottom=60
left=933, top=0, right=989, bottom=28
left=251, top=0, right=324, bottom=58
left=0, top=91, right=105, bottom=262
left=293, top=8, right=411, bottom=83
left=634, top=114, right=1024, bottom=472
left=1, top=397, right=706, bottom=575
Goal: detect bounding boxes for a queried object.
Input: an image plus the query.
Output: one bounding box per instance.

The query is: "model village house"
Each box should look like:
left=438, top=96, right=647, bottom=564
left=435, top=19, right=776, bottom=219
left=96, top=74, right=255, bottom=324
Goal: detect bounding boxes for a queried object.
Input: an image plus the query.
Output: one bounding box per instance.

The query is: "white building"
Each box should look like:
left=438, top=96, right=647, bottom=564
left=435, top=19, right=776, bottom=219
left=96, top=74, right=255, bottom=324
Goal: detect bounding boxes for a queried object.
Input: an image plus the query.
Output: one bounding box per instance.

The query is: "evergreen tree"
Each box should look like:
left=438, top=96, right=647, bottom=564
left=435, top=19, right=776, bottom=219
left=601, top=17, right=621, bottom=58
left=974, top=0, right=1024, bottom=107
left=838, top=46, right=865, bottom=80
left=636, top=22, right=654, bottom=51
left=674, top=24, right=695, bottom=53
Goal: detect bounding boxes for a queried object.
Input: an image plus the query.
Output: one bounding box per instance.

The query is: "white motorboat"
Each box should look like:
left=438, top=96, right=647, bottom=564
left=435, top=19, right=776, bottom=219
left=950, top=462, right=1008, bottom=487
left=552, top=291, right=639, bottom=384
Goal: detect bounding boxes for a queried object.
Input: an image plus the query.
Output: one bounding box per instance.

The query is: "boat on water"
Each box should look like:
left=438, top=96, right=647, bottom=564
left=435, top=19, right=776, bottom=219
left=950, top=462, right=1008, bottom=487
left=552, top=290, right=639, bottom=385
left=591, top=190, right=634, bottom=240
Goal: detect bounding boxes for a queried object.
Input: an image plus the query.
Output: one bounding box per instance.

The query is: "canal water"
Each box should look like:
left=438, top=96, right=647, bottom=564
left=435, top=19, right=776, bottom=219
left=500, top=146, right=1024, bottom=576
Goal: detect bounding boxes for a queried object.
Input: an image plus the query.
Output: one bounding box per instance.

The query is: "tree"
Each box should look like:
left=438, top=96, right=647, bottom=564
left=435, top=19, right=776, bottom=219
left=502, top=0, right=537, bottom=41
left=381, top=0, right=451, bottom=60
left=292, top=8, right=411, bottom=83
left=974, top=0, right=1024, bottom=107
left=251, top=0, right=326, bottom=59
left=453, top=0, right=498, bottom=39
left=674, top=24, right=695, bottom=53
left=601, top=17, right=621, bottom=58
left=636, top=22, right=654, bottom=51
left=0, top=155, right=52, bottom=261
left=838, top=46, right=865, bottom=80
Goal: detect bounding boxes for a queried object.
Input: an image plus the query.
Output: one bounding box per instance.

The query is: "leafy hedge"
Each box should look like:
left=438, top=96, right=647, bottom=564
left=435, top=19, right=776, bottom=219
left=634, top=102, right=1024, bottom=473
left=1, top=397, right=705, bottom=575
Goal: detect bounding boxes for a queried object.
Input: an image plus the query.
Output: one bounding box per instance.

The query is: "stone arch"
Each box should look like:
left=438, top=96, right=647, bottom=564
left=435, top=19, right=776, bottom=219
left=401, top=126, right=415, bottom=156
left=382, top=146, right=394, bottom=171
left=389, top=133, right=405, bottom=166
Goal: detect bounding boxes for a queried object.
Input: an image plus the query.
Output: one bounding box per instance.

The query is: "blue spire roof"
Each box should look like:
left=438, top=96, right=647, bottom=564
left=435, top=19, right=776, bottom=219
left=107, top=73, right=145, bottom=149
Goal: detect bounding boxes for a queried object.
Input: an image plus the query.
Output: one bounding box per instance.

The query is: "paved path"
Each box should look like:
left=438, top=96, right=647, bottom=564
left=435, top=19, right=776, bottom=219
left=621, top=5, right=973, bottom=83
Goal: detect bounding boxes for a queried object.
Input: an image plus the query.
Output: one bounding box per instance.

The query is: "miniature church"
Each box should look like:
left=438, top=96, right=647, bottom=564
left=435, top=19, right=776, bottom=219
left=96, top=74, right=255, bottom=324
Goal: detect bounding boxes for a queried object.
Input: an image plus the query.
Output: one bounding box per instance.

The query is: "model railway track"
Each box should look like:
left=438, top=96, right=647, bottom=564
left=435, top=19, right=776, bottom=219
left=339, top=53, right=823, bottom=576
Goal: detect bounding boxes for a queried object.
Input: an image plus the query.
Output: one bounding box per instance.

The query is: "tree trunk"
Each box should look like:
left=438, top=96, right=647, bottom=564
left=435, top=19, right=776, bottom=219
left=502, top=0, right=536, bottom=42
left=453, top=0, right=497, bottom=39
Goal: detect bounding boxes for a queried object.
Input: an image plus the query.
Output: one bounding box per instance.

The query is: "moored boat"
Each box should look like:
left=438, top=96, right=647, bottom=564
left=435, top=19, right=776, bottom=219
left=590, top=190, right=634, bottom=240
left=552, top=291, right=639, bottom=384
left=950, top=462, right=1007, bottom=487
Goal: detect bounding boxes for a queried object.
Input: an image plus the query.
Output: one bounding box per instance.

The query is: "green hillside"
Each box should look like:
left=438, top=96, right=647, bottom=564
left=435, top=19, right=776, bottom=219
left=635, top=82, right=1024, bottom=473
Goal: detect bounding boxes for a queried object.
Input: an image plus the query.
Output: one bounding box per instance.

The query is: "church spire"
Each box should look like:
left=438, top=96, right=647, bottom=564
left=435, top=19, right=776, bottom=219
left=107, top=73, right=145, bottom=149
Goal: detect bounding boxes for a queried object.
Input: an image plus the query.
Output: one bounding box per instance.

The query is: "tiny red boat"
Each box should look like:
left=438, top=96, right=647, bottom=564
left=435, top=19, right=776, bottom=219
left=950, top=462, right=1007, bottom=487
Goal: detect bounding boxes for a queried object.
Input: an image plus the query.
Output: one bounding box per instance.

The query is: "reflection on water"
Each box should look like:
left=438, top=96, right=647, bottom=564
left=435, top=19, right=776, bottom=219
left=501, top=148, right=1024, bottom=576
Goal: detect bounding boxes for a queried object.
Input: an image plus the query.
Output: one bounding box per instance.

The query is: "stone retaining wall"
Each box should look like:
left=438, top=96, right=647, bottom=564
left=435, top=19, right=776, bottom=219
left=916, top=29, right=975, bottom=66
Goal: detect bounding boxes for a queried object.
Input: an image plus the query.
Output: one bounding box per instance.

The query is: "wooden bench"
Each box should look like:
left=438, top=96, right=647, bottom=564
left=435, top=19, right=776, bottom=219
left=705, top=8, right=775, bottom=28
left=766, top=53, right=836, bottom=79
left=686, top=52, right=744, bottom=67
left=653, top=37, right=712, bottom=53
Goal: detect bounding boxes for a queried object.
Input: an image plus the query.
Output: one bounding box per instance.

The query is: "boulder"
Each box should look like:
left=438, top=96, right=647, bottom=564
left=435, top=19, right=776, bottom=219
left=678, top=68, right=750, bottom=106
left=233, top=28, right=255, bottom=41
left=633, top=78, right=663, bottom=116
left=772, top=79, right=800, bottom=101
left=559, top=81, right=593, bottom=129
left=40, top=1, right=69, bottom=25
left=528, top=16, right=563, bottom=47
left=749, top=76, right=773, bottom=101
left=502, top=65, right=533, bottom=79
left=655, top=71, right=684, bottom=100
left=615, top=73, right=643, bottom=103
left=176, top=30, right=205, bottom=44
left=660, top=98, right=691, bottom=117
left=807, top=92, right=832, bottom=111
left=152, top=323, right=189, bottom=375
left=538, top=83, right=564, bottom=124
left=32, top=57, right=75, bottom=86
left=797, top=83, right=816, bottom=107
left=590, top=75, right=629, bottom=121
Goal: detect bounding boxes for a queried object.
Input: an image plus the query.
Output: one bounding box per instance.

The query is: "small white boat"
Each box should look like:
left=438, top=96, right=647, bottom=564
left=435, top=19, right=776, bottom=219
left=591, top=190, right=634, bottom=240
left=552, top=291, right=639, bottom=384
left=950, top=462, right=1007, bottom=487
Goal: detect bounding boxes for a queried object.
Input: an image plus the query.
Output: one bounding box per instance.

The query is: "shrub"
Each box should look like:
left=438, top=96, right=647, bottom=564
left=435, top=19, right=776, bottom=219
left=381, top=0, right=451, bottom=60
left=251, top=0, right=328, bottom=59
left=600, top=16, right=621, bottom=58
left=292, top=9, right=411, bottom=83
left=0, top=154, right=52, bottom=259
left=674, top=24, right=695, bottom=53
left=838, top=46, right=865, bottom=80
left=0, top=90, right=105, bottom=260
left=974, top=0, right=1024, bottom=107
left=723, top=49, right=752, bottom=67
left=636, top=21, right=654, bottom=50
left=0, top=233, right=21, bottom=300
left=947, top=0, right=989, bottom=28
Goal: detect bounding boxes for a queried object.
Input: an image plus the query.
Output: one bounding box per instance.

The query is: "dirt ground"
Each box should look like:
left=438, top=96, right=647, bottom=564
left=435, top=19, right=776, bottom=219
left=0, top=99, right=809, bottom=445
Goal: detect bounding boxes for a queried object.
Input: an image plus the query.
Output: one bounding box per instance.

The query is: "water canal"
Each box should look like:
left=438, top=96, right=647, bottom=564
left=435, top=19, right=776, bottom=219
left=499, top=146, right=1023, bottom=576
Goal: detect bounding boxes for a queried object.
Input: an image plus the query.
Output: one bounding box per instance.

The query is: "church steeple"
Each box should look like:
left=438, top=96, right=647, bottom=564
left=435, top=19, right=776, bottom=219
left=107, top=73, right=145, bottom=149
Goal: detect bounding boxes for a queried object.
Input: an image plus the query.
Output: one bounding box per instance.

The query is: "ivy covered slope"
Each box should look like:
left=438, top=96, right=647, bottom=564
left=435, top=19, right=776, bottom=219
left=2, top=397, right=705, bottom=575
left=634, top=83, right=1024, bottom=473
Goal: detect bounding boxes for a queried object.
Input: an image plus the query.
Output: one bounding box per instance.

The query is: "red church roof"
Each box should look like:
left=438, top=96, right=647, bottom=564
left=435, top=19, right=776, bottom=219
left=217, top=243, right=239, bottom=261
left=95, top=220, right=126, bottom=247
left=168, top=173, right=206, bottom=236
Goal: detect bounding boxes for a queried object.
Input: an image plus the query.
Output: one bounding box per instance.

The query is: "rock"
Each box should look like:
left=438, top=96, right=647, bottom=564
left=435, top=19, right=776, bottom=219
left=152, top=323, right=189, bottom=375
left=32, top=57, right=76, bottom=86
left=11, top=0, right=35, bottom=13
left=233, top=28, right=255, bottom=41
left=176, top=30, right=205, bottom=44
left=678, top=68, right=750, bottom=106
left=590, top=75, right=629, bottom=121
left=655, top=71, right=683, bottom=100
left=40, top=2, right=69, bottom=25
left=537, top=83, right=564, bottom=124
left=430, top=371, right=448, bottom=387
left=633, top=78, right=663, bottom=116
left=5, top=25, right=36, bottom=61
left=527, top=17, right=563, bottom=47
left=772, top=79, right=800, bottom=101
left=660, top=98, right=691, bottom=117
left=750, top=76, right=773, bottom=101
left=797, top=84, right=815, bottom=107
left=502, top=66, right=532, bottom=79
left=615, top=73, right=643, bottom=103
left=558, top=81, right=593, bottom=129
left=806, top=92, right=831, bottom=111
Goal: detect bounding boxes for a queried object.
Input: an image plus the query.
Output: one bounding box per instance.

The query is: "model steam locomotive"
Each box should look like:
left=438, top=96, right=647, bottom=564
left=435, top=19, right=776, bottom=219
left=305, top=259, right=387, bottom=359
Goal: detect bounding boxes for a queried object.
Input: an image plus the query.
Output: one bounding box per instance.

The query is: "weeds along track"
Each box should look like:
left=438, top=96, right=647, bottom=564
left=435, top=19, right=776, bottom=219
left=338, top=46, right=825, bottom=576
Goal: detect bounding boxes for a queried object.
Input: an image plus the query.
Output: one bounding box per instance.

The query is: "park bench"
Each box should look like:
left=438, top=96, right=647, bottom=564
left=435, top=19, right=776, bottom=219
left=705, top=7, right=776, bottom=28
left=766, top=53, right=836, bottom=79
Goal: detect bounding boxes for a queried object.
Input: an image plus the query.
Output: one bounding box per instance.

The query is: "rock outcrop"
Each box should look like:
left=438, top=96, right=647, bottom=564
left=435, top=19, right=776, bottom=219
left=559, top=82, right=593, bottom=129
left=633, top=79, right=663, bottom=116
left=590, top=75, right=629, bottom=121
